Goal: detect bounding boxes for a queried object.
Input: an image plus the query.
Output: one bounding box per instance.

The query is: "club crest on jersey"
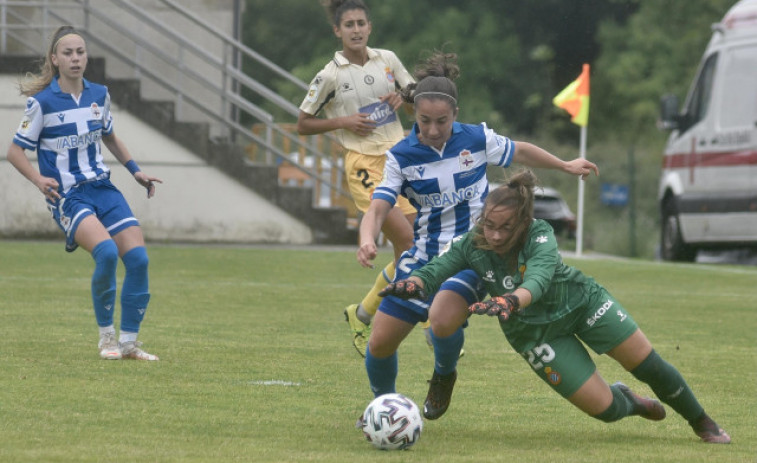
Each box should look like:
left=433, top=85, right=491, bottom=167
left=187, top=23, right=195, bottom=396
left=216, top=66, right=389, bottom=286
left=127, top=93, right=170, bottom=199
left=502, top=275, right=515, bottom=290
left=60, top=213, right=71, bottom=229
left=545, top=367, right=562, bottom=385
left=359, top=101, right=397, bottom=127
left=364, top=75, right=374, bottom=85
left=306, top=83, right=319, bottom=103
left=385, top=67, right=395, bottom=83
left=458, top=149, right=474, bottom=171
left=90, top=103, right=101, bottom=119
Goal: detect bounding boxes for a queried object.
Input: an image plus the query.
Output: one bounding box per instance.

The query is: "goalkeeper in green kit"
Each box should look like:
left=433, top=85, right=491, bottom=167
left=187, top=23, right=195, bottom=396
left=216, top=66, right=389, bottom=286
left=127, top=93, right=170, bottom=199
left=380, top=169, right=730, bottom=444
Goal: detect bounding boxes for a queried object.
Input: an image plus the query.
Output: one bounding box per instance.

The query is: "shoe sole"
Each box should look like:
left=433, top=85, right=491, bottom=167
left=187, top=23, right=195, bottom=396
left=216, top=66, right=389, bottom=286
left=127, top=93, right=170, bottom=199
left=423, top=405, right=445, bottom=420
left=696, top=429, right=731, bottom=444
left=350, top=340, right=366, bottom=358
left=122, top=353, right=159, bottom=361
left=344, top=307, right=367, bottom=358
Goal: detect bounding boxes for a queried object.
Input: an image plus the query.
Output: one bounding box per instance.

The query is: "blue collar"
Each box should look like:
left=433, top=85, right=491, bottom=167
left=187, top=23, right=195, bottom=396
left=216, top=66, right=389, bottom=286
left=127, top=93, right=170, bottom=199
left=51, top=77, right=91, bottom=95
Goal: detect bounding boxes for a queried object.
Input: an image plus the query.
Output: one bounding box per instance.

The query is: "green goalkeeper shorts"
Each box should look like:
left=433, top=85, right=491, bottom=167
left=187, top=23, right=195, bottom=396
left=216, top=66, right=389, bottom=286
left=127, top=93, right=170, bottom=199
left=502, top=287, right=639, bottom=398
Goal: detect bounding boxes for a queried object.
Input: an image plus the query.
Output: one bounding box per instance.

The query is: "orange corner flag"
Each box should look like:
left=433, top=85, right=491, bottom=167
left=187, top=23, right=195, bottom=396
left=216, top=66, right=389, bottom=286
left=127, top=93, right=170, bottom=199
left=553, top=63, right=590, bottom=127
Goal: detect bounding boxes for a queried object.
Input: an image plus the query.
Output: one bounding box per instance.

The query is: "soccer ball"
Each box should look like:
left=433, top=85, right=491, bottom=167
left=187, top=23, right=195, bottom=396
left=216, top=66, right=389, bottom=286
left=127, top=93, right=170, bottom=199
left=360, top=393, right=423, bottom=450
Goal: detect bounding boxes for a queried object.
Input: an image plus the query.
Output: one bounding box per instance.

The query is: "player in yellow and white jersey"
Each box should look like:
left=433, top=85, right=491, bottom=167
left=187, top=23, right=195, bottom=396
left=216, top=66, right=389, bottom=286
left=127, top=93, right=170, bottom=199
left=297, top=0, right=419, bottom=357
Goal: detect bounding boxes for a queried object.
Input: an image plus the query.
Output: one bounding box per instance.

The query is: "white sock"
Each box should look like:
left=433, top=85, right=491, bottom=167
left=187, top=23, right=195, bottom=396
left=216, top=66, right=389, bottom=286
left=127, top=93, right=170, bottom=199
left=356, top=305, right=372, bottom=325
left=119, top=331, right=138, bottom=344
left=99, top=325, right=116, bottom=337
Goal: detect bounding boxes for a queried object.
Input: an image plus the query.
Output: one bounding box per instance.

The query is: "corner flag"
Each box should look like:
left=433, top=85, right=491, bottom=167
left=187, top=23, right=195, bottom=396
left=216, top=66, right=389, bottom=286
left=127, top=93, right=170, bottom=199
left=553, top=63, right=591, bottom=257
left=553, top=63, right=590, bottom=127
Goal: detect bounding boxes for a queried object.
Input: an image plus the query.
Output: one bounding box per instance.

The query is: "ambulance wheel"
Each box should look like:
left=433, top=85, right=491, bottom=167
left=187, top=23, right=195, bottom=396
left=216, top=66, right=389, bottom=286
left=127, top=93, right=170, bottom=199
left=661, top=199, right=697, bottom=262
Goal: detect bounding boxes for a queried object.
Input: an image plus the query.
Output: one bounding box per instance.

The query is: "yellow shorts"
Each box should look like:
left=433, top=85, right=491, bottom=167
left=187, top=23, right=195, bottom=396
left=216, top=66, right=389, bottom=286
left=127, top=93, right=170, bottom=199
left=344, top=150, right=415, bottom=215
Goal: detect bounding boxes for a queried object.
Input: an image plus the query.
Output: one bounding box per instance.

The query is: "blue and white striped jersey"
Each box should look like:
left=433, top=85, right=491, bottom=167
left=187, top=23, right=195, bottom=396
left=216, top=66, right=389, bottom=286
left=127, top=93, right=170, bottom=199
left=13, top=78, right=114, bottom=194
left=374, top=121, right=514, bottom=261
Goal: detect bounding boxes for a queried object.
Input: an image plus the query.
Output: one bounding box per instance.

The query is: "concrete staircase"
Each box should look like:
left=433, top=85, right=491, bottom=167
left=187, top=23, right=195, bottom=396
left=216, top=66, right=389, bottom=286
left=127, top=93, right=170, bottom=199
left=0, top=55, right=355, bottom=245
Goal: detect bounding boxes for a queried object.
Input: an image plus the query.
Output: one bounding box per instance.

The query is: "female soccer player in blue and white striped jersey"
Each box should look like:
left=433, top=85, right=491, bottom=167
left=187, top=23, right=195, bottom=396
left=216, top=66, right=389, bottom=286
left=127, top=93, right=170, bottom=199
left=7, top=26, right=161, bottom=361
left=356, top=51, right=598, bottom=421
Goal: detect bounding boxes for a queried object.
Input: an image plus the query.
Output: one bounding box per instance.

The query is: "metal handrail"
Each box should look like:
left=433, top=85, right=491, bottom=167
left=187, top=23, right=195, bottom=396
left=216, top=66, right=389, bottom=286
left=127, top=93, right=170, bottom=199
left=0, top=0, right=351, bottom=206
left=112, top=0, right=343, bottom=192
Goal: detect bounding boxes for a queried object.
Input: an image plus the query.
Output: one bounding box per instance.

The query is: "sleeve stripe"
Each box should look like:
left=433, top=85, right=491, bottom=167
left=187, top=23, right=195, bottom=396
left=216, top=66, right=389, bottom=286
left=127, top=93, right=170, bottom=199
left=13, top=135, right=35, bottom=150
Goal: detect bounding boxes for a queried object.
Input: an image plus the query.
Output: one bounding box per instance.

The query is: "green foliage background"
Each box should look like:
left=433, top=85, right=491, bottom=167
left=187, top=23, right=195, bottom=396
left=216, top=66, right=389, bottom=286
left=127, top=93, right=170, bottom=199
left=241, top=0, right=738, bottom=258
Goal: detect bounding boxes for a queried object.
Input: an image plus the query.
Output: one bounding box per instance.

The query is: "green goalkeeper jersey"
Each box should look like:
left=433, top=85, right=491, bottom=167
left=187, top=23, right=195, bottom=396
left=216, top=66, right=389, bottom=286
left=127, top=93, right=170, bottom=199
left=412, top=219, right=604, bottom=326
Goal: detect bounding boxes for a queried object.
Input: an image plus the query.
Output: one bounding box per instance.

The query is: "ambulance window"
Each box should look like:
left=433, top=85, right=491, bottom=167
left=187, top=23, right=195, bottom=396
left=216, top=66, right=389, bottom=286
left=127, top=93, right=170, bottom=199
left=684, top=53, right=717, bottom=131
left=719, top=44, right=757, bottom=129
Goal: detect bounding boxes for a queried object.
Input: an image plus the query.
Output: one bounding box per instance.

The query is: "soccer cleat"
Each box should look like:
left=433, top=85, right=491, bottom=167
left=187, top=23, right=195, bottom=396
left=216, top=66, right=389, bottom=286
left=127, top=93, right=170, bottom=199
left=344, top=304, right=370, bottom=358
left=423, top=370, right=457, bottom=420
left=613, top=382, right=666, bottom=421
left=691, top=414, right=731, bottom=444
left=98, top=332, right=122, bottom=360
left=120, top=341, right=159, bottom=361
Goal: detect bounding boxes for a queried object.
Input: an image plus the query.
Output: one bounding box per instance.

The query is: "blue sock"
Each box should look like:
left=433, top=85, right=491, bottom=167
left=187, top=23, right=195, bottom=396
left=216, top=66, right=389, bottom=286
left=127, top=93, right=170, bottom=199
left=120, top=246, right=150, bottom=333
left=365, top=345, right=397, bottom=397
left=91, top=240, right=118, bottom=327
left=431, top=327, right=464, bottom=375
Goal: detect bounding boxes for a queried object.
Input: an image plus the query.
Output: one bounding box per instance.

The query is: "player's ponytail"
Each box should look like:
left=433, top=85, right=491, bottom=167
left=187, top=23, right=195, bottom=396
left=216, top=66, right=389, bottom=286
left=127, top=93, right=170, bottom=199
left=401, top=49, right=460, bottom=107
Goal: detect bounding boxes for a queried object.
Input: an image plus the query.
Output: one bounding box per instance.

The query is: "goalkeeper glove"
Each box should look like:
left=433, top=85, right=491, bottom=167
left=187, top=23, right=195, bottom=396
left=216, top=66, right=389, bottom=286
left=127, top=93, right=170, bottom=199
left=378, top=280, right=428, bottom=300
left=468, top=294, right=519, bottom=322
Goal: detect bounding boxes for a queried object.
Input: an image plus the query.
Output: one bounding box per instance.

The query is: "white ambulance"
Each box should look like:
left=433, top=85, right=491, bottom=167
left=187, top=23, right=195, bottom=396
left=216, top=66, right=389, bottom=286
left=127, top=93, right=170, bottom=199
left=658, top=0, right=757, bottom=261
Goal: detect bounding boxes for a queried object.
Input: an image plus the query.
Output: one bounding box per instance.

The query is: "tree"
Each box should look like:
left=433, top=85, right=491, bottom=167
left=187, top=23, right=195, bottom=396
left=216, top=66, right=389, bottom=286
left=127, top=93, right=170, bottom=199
left=591, top=0, right=735, bottom=143
left=240, top=0, right=638, bottom=134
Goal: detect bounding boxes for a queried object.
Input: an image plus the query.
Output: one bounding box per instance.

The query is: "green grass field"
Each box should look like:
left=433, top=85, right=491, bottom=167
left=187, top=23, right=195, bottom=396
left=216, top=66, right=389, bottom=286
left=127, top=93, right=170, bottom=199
left=1, top=240, right=755, bottom=462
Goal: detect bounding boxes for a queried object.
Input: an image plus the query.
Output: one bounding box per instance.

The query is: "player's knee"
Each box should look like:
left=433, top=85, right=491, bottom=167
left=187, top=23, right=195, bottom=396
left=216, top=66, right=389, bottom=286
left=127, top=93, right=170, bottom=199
left=367, top=336, right=397, bottom=358
left=92, top=239, right=118, bottom=270
left=428, top=307, right=467, bottom=337
left=122, top=246, right=149, bottom=272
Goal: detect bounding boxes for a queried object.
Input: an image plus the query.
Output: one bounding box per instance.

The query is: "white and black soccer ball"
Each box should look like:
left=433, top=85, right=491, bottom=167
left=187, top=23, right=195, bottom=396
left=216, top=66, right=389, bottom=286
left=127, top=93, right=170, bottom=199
left=361, top=393, right=423, bottom=450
